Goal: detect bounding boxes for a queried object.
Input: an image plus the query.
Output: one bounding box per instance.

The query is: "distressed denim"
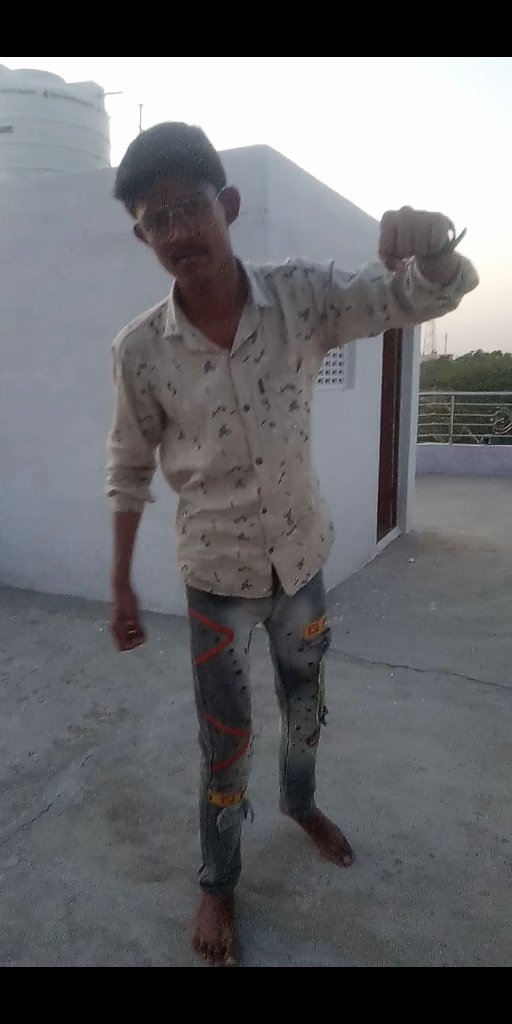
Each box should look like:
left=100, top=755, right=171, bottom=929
left=187, top=571, right=330, bottom=896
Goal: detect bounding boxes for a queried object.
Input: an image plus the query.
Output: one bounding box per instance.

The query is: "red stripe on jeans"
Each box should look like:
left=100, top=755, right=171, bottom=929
left=189, top=608, right=235, bottom=666
left=205, top=714, right=251, bottom=772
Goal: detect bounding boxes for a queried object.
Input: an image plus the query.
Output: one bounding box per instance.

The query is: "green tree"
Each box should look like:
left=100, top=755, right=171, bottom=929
left=420, top=350, right=512, bottom=392
left=419, top=351, right=512, bottom=443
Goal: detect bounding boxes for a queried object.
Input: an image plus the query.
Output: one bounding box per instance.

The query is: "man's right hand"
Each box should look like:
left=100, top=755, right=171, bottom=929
left=110, top=584, right=145, bottom=652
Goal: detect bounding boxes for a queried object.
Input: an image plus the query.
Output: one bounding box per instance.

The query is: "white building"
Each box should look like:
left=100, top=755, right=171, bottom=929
left=0, top=76, right=419, bottom=615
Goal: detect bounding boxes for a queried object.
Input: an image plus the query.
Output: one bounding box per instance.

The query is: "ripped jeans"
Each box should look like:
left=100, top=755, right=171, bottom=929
left=186, top=571, right=330, bottom=897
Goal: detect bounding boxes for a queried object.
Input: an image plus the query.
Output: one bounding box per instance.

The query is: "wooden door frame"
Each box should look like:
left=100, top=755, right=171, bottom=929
left=376, top=325, right=419, bottom=544
left=377, top=328, right=402, bottom=541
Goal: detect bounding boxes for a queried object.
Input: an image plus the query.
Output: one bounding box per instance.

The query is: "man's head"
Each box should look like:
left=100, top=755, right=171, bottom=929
left=114, top=122, right=240, bottom=282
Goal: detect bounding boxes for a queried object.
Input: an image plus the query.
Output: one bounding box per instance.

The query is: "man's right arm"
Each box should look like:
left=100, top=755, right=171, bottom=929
left=111, top=510, right=144, bottom=651
left=107, top=339, right=163, bottom=651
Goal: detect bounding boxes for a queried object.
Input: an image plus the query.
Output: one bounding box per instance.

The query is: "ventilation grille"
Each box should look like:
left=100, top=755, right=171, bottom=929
left=317, top=347, right=346, bottom=387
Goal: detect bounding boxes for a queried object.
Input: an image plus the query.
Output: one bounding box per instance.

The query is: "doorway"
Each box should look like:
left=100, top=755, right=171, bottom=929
left=377, top=328, right=403, bottom=541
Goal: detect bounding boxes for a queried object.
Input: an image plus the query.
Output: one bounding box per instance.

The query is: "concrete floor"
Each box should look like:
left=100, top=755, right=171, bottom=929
left=1, top=475, right=511, bottom=967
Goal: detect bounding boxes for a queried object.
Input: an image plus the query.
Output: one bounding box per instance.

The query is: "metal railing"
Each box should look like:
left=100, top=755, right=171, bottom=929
left=418, top=392, right=512, bottom=445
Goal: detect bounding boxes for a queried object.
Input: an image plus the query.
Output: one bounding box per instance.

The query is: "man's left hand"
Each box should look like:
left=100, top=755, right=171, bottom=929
left=379, top=206, right=461, bottom=285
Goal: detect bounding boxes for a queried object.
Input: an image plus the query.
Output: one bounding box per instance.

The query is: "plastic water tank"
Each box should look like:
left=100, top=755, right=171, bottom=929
left=0, top=66, right=110, bottom=184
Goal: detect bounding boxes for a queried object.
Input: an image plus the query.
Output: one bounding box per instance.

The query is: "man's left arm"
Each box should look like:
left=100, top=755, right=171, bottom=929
left=313, top=206, right=479, bottom=352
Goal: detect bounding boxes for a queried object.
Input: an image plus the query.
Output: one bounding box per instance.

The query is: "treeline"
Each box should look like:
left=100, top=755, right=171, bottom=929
left=420, top=350, right=512, bottom=392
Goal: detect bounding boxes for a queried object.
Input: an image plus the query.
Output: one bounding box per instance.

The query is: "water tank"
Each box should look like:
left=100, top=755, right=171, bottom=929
left=0, top=66, right=110, bottom=184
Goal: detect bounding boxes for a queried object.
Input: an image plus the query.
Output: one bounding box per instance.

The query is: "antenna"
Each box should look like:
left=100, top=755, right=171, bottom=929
left=421, top=319, right=437, bottom=359
left=138, top=104, right=144, bottom=133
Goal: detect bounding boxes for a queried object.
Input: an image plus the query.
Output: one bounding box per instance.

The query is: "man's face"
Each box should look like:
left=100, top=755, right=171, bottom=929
left=133, top=177, right=239, bottom=284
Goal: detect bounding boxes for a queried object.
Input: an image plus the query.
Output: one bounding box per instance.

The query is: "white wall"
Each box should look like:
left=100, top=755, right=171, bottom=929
left=0, top=146, right=414, bottom=613
left=313, top=340, right=383, bottom=589
left=0, top=168, right=173, bottom=607
left=417, top=443, right=512, bottom=476
left=264, top=145, right=379, bottom=269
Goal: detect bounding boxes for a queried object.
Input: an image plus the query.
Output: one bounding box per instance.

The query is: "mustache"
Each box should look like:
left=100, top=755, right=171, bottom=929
left=167, top=244, right=209, bottom=260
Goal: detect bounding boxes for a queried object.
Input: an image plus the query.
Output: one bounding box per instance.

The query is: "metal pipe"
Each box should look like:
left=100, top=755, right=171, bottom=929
left=448, top=394, right=455, bottom=444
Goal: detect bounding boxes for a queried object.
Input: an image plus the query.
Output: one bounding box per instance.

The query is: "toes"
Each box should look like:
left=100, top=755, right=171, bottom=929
left=204, top=943, right=216, bottom=966
left=195, top=937, right=214, bottom=965
left=197, top=938, right=226, bottom=966
left=329, top=842, right=353, bottom=867
left=224, top=947, right=238, bottom=967
left=214, top=943, right=230, bottom=967
left=191, top=896, right=238, bottom=966
left=210, top=940, right=238, bottom=967
left=192, top=934, right=238, bottom=967
left=211, top=943, right=226, bottom=966
left=341, top=840, right=354, bottom=867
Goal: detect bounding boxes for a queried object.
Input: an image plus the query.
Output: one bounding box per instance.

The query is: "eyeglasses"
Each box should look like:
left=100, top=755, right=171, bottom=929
left=135, top=190, right=223, bottom=238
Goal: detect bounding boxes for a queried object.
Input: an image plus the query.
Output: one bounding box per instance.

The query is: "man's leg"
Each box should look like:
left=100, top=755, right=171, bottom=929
left=186, top=585, right=267, bottom=965
left=264, top=571, right=353, bottom=866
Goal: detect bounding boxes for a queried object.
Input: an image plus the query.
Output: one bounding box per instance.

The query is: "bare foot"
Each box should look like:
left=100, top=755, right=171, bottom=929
left=296, top=807, right=354, bottom=867
left=192, top=893, right=238, bottom=967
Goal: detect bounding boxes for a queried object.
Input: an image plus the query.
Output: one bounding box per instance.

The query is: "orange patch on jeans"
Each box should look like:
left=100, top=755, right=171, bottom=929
left=306, top=728, right=321, bottom=747
left=303, top=614, right=327, bottom=640
left=208, top=790, right=246, bottom=808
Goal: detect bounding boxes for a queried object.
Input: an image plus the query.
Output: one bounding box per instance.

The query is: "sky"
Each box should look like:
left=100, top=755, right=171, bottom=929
left=2, top=56, right=511, bottom=355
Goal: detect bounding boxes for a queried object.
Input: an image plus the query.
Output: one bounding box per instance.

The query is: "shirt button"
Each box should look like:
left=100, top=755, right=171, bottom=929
left=243, top=404, right=250, bottom=412
left=261, top=508, right=267, bottom=514
left=255, top=457, right=263, bottom=465
left=268, top=546, right=274, bottom=554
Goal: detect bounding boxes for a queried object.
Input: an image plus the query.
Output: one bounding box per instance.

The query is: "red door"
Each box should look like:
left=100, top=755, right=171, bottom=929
left=377, top=329, right=402, bottom=541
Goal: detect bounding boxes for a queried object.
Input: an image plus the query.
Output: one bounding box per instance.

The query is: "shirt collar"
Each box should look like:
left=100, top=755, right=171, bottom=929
left=163, top=260, right=270, bottom=339
left=244, top=263, right=272, bottom=309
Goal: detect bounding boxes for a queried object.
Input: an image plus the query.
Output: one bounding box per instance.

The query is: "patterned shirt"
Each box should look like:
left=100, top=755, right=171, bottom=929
left=107, top=256, right=478, bottom=597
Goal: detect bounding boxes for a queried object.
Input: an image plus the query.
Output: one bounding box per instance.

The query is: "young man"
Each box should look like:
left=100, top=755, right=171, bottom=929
left=107, top=122, right=478, bottom=966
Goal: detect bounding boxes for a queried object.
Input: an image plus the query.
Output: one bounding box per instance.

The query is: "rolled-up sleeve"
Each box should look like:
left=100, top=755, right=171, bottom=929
left=309, top=254, right=479, bottom=353
left=106, top=339, right=164, bottom=514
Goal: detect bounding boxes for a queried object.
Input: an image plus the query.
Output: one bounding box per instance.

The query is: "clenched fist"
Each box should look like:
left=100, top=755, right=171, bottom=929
left=379, top=206, right=461, bottom=284
left=110, top=584, right=145, bottom=652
